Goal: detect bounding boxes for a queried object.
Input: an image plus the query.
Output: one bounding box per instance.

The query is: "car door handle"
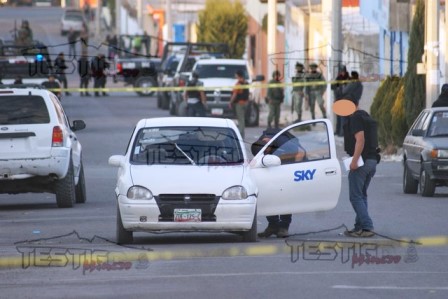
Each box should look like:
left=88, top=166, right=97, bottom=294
left=325, top=168, right=337, bottom=175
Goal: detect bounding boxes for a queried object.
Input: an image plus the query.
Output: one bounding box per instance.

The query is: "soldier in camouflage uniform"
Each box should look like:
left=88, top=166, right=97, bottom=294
left=291, top=62, right=307, bottom=122
left=305, top=63, right=327, bottom=119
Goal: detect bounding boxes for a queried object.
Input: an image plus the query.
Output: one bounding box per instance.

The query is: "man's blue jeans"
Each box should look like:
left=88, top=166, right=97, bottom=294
left=348, top=158, right=376, bottom=231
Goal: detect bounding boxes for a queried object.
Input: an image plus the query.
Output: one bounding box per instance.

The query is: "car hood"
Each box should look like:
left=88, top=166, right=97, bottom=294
left=425, top=137, right=448, bottom=149
left=130, top=164, right=245, bottom=195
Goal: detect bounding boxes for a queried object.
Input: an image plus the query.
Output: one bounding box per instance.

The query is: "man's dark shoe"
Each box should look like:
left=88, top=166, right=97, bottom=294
left=257, top=226, right=277, bottom=238
left=276, top=227, right=289, bottom=238
left=344, top=229, right=375, bottom=238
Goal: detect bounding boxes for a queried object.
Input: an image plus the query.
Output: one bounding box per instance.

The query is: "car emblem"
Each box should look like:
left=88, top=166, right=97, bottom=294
left=1, top=127, right=8, bottom=131
left=213, top=90, right=221, bottom=101
left=184, top=195, right=191, bottom=202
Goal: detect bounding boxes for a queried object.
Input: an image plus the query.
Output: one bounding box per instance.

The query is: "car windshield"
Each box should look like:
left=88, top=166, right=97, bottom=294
left=65, top=14, right=83, bottom=21
left=427, top=111, right=448, bottom=137
left=131, top=126, right=244, bottom=166
left=195, top=64, right=248, bottom=79
left=0, top=96, right=50, bottom=125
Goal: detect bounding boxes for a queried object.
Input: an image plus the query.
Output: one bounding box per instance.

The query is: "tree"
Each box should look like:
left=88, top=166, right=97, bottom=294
left=196, top=0, right=248, bottom=58
left=403, top=0, right=425, bottom=127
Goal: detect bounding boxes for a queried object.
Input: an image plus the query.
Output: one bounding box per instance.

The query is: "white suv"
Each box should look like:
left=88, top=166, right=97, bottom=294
left=191, top=58, right=264, bottom=126
left=0, top=88, right=86, bottom=208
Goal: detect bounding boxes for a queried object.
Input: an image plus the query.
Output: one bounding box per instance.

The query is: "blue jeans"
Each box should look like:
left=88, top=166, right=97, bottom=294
left=348, top=158, right=376, bottom=231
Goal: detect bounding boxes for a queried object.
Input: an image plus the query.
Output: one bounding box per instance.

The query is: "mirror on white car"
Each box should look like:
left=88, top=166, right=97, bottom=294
left=261, top=155, right=281, bottom=168
left=109, top=155, right=125, bottom=167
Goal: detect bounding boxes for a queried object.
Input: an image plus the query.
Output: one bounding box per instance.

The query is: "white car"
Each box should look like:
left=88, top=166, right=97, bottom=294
left=0, top=88, right=86, bottom=208
left=60, top=9, right=86, bottom=35
left=109, top=117, right=341, bottom=244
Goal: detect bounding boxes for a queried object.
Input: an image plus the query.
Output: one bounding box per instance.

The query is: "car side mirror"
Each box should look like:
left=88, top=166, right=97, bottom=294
left=261, top=154, right=281, bottom=167
left=412, top=129, right=424, bottom=137
left=109, top=155, right=126, bottom=167
left=253, top=75, right=265, bottom=82
left=71, top=120, right=86, bottom=131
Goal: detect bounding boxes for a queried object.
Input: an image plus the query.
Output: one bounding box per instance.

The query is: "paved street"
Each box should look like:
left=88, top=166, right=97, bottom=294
left=0, top=6, right=447, bottom=299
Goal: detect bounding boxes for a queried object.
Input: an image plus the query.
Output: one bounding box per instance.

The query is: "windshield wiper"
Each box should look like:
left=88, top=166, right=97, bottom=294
left=161, top=133, right=196, bottom=166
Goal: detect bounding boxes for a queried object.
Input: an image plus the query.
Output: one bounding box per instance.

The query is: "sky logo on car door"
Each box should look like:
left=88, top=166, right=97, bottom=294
left=294, top=169, right=316, bottom=182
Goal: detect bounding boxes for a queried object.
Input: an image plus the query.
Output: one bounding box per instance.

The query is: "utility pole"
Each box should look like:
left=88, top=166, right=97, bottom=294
left=115, top=0, right=121, bottom=36
left=166, top=0, right=172, bottom=42
left=95, top=0, right=101, bottom=38
left=137, top=0, right=143, bottom=29
left=445, top=1, right=448, bottom=84
left=329, top=0, right=342, bottom=124
left=425, top=0, right=439, bottom=108
left=267, top=0, right=277, bottom=79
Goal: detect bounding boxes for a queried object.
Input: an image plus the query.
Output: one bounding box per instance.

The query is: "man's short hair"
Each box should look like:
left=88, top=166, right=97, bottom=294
left=235, top=69, right=245, bottom=78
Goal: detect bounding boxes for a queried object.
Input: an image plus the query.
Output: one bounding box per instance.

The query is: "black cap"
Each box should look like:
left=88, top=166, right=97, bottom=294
left=235, top=69, right=245, bottom=78
left=310, top=62, right=318, bottom=68
left=295, top=62, right=304, bottom=68
left=192, top=71, right=199, bottom=79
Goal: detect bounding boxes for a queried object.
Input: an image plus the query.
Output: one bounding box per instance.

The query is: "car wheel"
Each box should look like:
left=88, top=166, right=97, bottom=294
left=134, top=76, right=156, bottom=97
left=420, top=167, right=435, bottom=197
left=55, top=160, right=76, bottom=208
left=241, top=210, right=257, bottom=242
left=75, top=162, right=87, bottom=203
left=403, top=162, right=418, bottom=194
left=245, top=101, right=259, bottom=127
left=116, top=206, right=133, bottom=244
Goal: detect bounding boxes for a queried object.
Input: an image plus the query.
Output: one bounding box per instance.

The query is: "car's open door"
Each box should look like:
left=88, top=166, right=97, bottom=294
left=250, top=119, right=341, bottom=216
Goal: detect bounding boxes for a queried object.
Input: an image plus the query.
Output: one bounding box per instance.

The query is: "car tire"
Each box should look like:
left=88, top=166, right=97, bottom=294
left=75, top=162, right=87, bottom=203
left=116, top=206, right=133, bottom=244
left=241, top=210, right=257, bottom=242
left=245, top=101, right=259, bottom=127
left=403, top=162, right=418, bottom=194
left=420, top=167, right=435, bottom=197
left=55, top=160, right=76, bottom=208
left=134, top=76, right=156, bottom=97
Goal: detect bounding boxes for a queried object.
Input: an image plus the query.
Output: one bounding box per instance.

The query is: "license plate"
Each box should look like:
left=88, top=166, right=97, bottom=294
left=211, top=108, right=223, bottom=115
left=174, top=209, right=201, bottom=222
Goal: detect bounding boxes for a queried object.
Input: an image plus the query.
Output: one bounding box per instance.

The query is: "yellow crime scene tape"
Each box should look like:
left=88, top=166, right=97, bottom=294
left=44, top=78, right=363, bottom=94
left=0, top=235, right=447, bottom=269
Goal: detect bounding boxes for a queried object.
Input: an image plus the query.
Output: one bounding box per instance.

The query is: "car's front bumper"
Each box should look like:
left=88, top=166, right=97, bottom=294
left=117, top=194, right=256, bottom=232
left=422, top=160, right=448, bottom=180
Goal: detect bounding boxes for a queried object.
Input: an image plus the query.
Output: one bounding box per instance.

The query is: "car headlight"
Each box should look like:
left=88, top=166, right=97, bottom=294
left=431, top=149, right=448, bottom=159
left=127, top=186, right=153, bottom=200
left=222, top=186, right=248, bottom=200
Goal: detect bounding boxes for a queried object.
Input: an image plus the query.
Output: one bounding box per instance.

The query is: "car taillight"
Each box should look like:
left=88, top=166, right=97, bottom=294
left=117, top=62, right=122, bottom=73
left=179, top=79, right=185, bottom=87
left=52, top=126, right=63, bottom=147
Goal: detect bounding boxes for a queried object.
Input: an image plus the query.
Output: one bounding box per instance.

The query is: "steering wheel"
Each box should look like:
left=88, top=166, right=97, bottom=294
left=198, top=155, right=228, bottom=164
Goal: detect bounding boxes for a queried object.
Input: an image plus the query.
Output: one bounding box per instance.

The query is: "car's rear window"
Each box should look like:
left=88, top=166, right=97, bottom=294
left=131, top=126, right=244, bottom=165
left=0, top=95, right=50, bottom=125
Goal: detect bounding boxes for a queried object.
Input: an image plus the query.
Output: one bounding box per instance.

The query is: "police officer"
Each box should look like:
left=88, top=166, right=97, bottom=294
left=78, top=54, right=91, bottom=96
left=184, top=71, right=206, bottom=117
left=229, top=69, right=250, bottom=138
left=266, top=70, right=284, bottom=129
left=291, top=62, right=307, bottom=122
left=306, top=63, right=326, bottom=119
left=54, top=52, right=70, bottom=96
left=91, top=53, right=109, bottom=96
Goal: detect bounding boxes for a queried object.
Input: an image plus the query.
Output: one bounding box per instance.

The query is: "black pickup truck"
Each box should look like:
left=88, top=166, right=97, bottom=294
left=0, top=39, right=52, bottom=84
left=112, top=34, right=161, bottom=96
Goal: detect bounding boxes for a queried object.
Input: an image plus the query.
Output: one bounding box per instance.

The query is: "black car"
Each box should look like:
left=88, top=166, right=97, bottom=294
left=403, top=107, right=448, bottom=196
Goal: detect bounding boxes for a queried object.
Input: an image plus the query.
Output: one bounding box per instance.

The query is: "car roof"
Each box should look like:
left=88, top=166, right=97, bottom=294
left=0, top=88, right=50, bottom=97
left=137, top=117, right=233, bottom=129
left=195, top=59, right=248, bottom=66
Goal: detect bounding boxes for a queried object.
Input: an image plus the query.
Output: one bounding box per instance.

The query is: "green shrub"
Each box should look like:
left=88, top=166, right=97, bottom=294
left=391, top=80, right=409, bottom=146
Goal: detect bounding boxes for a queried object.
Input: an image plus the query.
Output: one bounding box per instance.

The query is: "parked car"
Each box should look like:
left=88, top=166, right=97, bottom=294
left=60, top=9, right=87, bottom=35
left=109, top=117, right=341, bottom=244
left=403, top=107, right=448, bottom=197
left=0, top=88, right=86, bottom=207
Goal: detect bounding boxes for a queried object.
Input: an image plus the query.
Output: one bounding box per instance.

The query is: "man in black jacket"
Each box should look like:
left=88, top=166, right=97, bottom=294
left=78, top=54, right=91, bottom=96
left=432, top=84, right=448, bottom=107
left=54, top=52, right=70, bottom=96
left=91, top=54, right=109, bottom=97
